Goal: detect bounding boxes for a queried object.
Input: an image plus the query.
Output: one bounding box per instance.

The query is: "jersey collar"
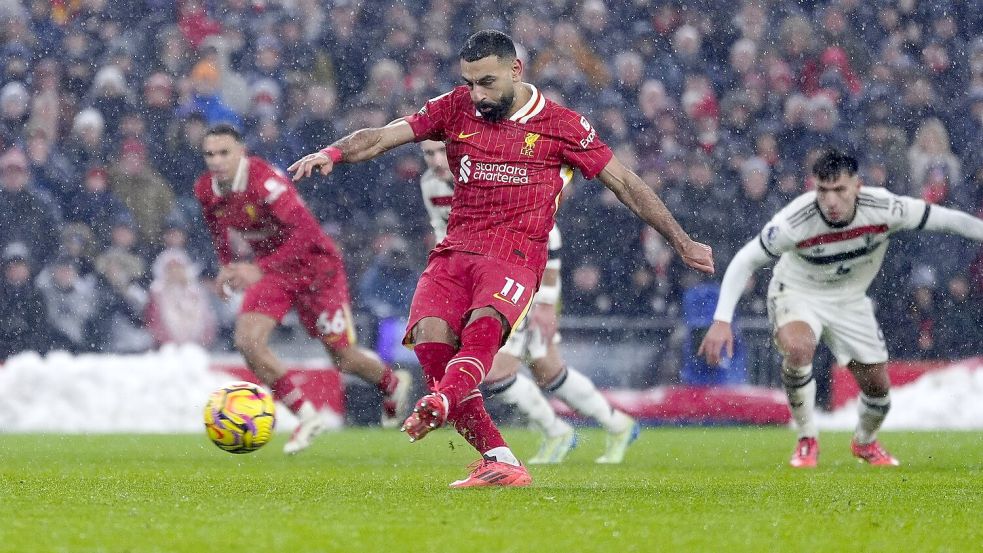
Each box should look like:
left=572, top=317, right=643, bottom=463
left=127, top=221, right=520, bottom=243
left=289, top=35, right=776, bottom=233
left=508, top=83, right=545, bottom=124
left=210, top=156, right=249, bottom=197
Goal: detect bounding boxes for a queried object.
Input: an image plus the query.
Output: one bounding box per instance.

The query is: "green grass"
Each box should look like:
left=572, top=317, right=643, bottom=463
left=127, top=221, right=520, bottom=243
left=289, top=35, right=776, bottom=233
left=1, top=428, right=980, bottom=553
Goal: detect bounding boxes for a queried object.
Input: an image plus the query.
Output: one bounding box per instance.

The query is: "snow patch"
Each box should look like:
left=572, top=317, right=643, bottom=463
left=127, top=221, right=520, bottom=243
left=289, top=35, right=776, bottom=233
left=0, top=345, right=303, bottom=433
left=817, top=361, right=983, bottom=430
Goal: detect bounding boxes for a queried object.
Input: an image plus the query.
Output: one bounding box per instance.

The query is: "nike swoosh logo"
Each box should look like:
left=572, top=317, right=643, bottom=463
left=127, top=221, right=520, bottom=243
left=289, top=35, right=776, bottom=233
left=458, top=131, right=480, bottom=139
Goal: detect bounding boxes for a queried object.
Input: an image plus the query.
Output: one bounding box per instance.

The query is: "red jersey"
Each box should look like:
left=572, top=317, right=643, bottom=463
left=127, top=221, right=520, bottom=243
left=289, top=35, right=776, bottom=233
left=194, top=156, right=340, bottom=273
left=405, top=85, right=613, bottom=276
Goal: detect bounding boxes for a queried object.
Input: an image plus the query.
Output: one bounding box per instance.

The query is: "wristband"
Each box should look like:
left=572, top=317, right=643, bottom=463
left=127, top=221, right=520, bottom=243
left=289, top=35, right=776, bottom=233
left=319, top=146, right=343, bottom=163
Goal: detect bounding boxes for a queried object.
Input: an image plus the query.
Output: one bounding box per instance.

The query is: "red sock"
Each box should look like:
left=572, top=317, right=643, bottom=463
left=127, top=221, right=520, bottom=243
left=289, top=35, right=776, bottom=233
left=271, top=373, right=307, bottom=414
left=376, top=365, right=396, bottom=396
left=438, top=317, right=502, bottom=410
left=452, top=391, right=508, bottom=453
left=413, top=342, right=457, bottom=392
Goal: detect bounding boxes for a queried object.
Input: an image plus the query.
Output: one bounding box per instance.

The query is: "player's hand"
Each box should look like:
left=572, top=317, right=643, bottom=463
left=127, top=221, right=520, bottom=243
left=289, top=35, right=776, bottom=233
left=216, top=263, right=263, bottom=298
left=215, top=265, right=236, bottom=300
left=529, top=302, right=559, bottom=344
left=288, top=151, right=334, bottom=181
left=697, top=320, right=734, bottom=367
left=679, top=239, right=715, bottom=274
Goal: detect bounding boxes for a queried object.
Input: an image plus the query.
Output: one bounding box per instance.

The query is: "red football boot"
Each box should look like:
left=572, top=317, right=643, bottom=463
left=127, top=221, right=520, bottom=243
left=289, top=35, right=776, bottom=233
left=449, top=456, right=533, bottom=488
left=851, top=438, right=900, bottom=466
left=399, top=393, right=448, bottom=442
left=789, top=436, right=819, bottom=468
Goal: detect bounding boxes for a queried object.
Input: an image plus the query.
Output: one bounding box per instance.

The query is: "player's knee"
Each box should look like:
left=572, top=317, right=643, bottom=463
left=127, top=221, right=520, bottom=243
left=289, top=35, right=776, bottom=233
left=529, top=359, right=564, bottom=388
left=411, top=317, right=455, bottom=344
left=778, top=338, right=815, bottom=367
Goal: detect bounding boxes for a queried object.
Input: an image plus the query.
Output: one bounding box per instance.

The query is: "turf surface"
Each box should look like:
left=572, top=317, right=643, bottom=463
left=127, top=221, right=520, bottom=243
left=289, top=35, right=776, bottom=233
left=1, top=428, right=980, bottom=553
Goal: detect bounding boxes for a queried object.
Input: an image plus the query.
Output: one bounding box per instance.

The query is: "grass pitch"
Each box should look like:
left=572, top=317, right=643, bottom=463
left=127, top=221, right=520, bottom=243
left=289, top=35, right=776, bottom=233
left=1, top=427, right=980, bottom=553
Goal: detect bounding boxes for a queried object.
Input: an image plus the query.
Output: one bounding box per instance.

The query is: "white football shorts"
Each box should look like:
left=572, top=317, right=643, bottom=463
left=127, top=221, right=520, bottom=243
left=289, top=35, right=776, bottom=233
left=767, top=281, right=888, bottom=365
left=501, top=316, right=561, bottom=361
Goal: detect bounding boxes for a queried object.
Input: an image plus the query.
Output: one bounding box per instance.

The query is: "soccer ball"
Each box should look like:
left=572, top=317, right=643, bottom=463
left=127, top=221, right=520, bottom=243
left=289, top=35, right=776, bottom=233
left=204, top=382, right=276, bottom=454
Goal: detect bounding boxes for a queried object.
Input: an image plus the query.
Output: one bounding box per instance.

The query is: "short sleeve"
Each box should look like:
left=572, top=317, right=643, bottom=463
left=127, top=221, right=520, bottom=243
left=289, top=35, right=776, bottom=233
left=559, top=113, right=613, bottom=180
left=758, top=215, right=797, bottom=258
left=405, top=91, right=454, bottom=142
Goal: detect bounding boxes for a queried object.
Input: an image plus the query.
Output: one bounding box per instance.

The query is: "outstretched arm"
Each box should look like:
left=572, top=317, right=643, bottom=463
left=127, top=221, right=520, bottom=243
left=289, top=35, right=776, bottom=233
left=921, top=204, right=983, bottom=240
left=596, top=156, right=714, bottom=274
left=288, top=119, right=416, bottom=181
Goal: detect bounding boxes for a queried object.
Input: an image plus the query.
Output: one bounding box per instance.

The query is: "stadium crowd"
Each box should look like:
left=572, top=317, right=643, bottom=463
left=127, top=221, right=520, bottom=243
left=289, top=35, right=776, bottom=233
left=0, top=0, right=981, bottom=366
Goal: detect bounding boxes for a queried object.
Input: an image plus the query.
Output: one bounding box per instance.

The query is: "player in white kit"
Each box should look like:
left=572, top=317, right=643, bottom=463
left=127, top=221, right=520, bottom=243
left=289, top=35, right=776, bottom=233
left=699, top=149, right=983, bottom=467
left=419, top=140, right=640, bottom=464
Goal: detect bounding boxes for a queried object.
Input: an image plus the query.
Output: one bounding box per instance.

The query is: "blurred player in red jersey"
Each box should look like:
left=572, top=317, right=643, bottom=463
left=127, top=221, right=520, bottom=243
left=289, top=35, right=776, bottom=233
left=195, top=124, right=411, bottom=454
left=290, top=30, right=714, bottom=487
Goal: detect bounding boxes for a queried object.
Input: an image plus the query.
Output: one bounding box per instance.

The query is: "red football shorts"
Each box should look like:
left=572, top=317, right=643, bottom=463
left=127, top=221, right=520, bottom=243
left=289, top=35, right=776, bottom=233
left=403, top=250, right=538, bottom=347
left=241, top=253, right=356, bottom=352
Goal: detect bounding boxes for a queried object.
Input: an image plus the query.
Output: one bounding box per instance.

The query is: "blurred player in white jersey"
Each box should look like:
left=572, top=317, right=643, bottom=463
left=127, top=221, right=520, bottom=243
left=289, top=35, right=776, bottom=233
left=419, top=140, right=640, bottom=464
left=699, top=149, right=983, bottom=467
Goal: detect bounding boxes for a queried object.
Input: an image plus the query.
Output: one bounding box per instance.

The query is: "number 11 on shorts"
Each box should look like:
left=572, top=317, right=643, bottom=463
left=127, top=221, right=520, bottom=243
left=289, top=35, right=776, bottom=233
left=494, top=277, right=526, bottom=305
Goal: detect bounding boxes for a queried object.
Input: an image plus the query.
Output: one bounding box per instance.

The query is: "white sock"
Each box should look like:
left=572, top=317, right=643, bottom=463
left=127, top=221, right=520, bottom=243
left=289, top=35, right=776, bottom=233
left=296, top=401, right=318, bottom=422
left=547, top=367, right=627, bottom=433
left=483, top=446, right=520, bottom=466
left=855, top=392, right=891, bottom=445
left=496, top=374, right=571, bottom=438
left=782, top=364, right=817, bottom=438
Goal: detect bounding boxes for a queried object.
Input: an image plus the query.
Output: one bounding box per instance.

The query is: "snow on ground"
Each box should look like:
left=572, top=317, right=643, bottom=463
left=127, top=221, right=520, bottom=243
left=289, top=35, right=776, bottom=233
left=1, top=348, right=981, bottom=432
left=817, top=360, right=983, bottom=430
left=0, top=345, right=304, bottom=433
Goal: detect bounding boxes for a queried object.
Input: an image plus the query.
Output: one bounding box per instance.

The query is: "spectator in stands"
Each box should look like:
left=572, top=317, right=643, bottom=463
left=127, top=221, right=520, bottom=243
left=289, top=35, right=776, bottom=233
left=937, top=274, right=983, bottom=360
left=181, top=60, right=241, bottom=127
left=160, top=113, right=208, bottom=199
left=664, top=152, right=735, bottom=266
left=65, top=108, right=110, bottom=169
left=531, top=21, right=609, bottom=95
left=357, top=236, right=417, bottom=323
left=145, top=247, right=217, bottom=348
left=908, top=118, right=963, bottom=196
left=0, top=147, right=61, bottom=270
left=0, top=242, right=51, bottom=360
left=87, top=66, right=135, bottom=141
left=35, top=253, right=96, bottom=353
left=565, top=263, right=612, bottom=316
left=108, top=138, right=175, bottom=252
left=26, top=58, right=61, bottom=141
left=25, top=126, right=75, bottom=209
left=0, top=80, right=30, bottom=140
left=66, top=166, right=128, bottom=249
left=59, top=223, right=97, bottom=279
left=88, top=247, right=152, bottom=353
left=894, top=267, right=942, bottom=361
left=732, top=157, right=784, bottom=244
left=861, top=106, right=910, bottom=193
left=289, top=84, right=339, bottom=159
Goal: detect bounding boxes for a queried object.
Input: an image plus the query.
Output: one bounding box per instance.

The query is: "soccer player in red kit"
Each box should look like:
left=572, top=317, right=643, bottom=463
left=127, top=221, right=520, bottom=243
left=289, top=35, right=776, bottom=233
left=290, top=30, right=714, bottom=487
left=195, top=124, right=411, bottom=454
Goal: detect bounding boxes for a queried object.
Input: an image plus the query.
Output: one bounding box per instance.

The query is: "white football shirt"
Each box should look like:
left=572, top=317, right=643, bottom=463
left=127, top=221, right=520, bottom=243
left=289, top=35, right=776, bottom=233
left=759, top=186, right=930, bottom=297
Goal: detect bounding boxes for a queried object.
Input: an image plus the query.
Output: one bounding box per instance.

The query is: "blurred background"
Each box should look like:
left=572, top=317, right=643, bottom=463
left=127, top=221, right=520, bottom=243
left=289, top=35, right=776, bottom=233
left=0, top=0, right=981, bottom=426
